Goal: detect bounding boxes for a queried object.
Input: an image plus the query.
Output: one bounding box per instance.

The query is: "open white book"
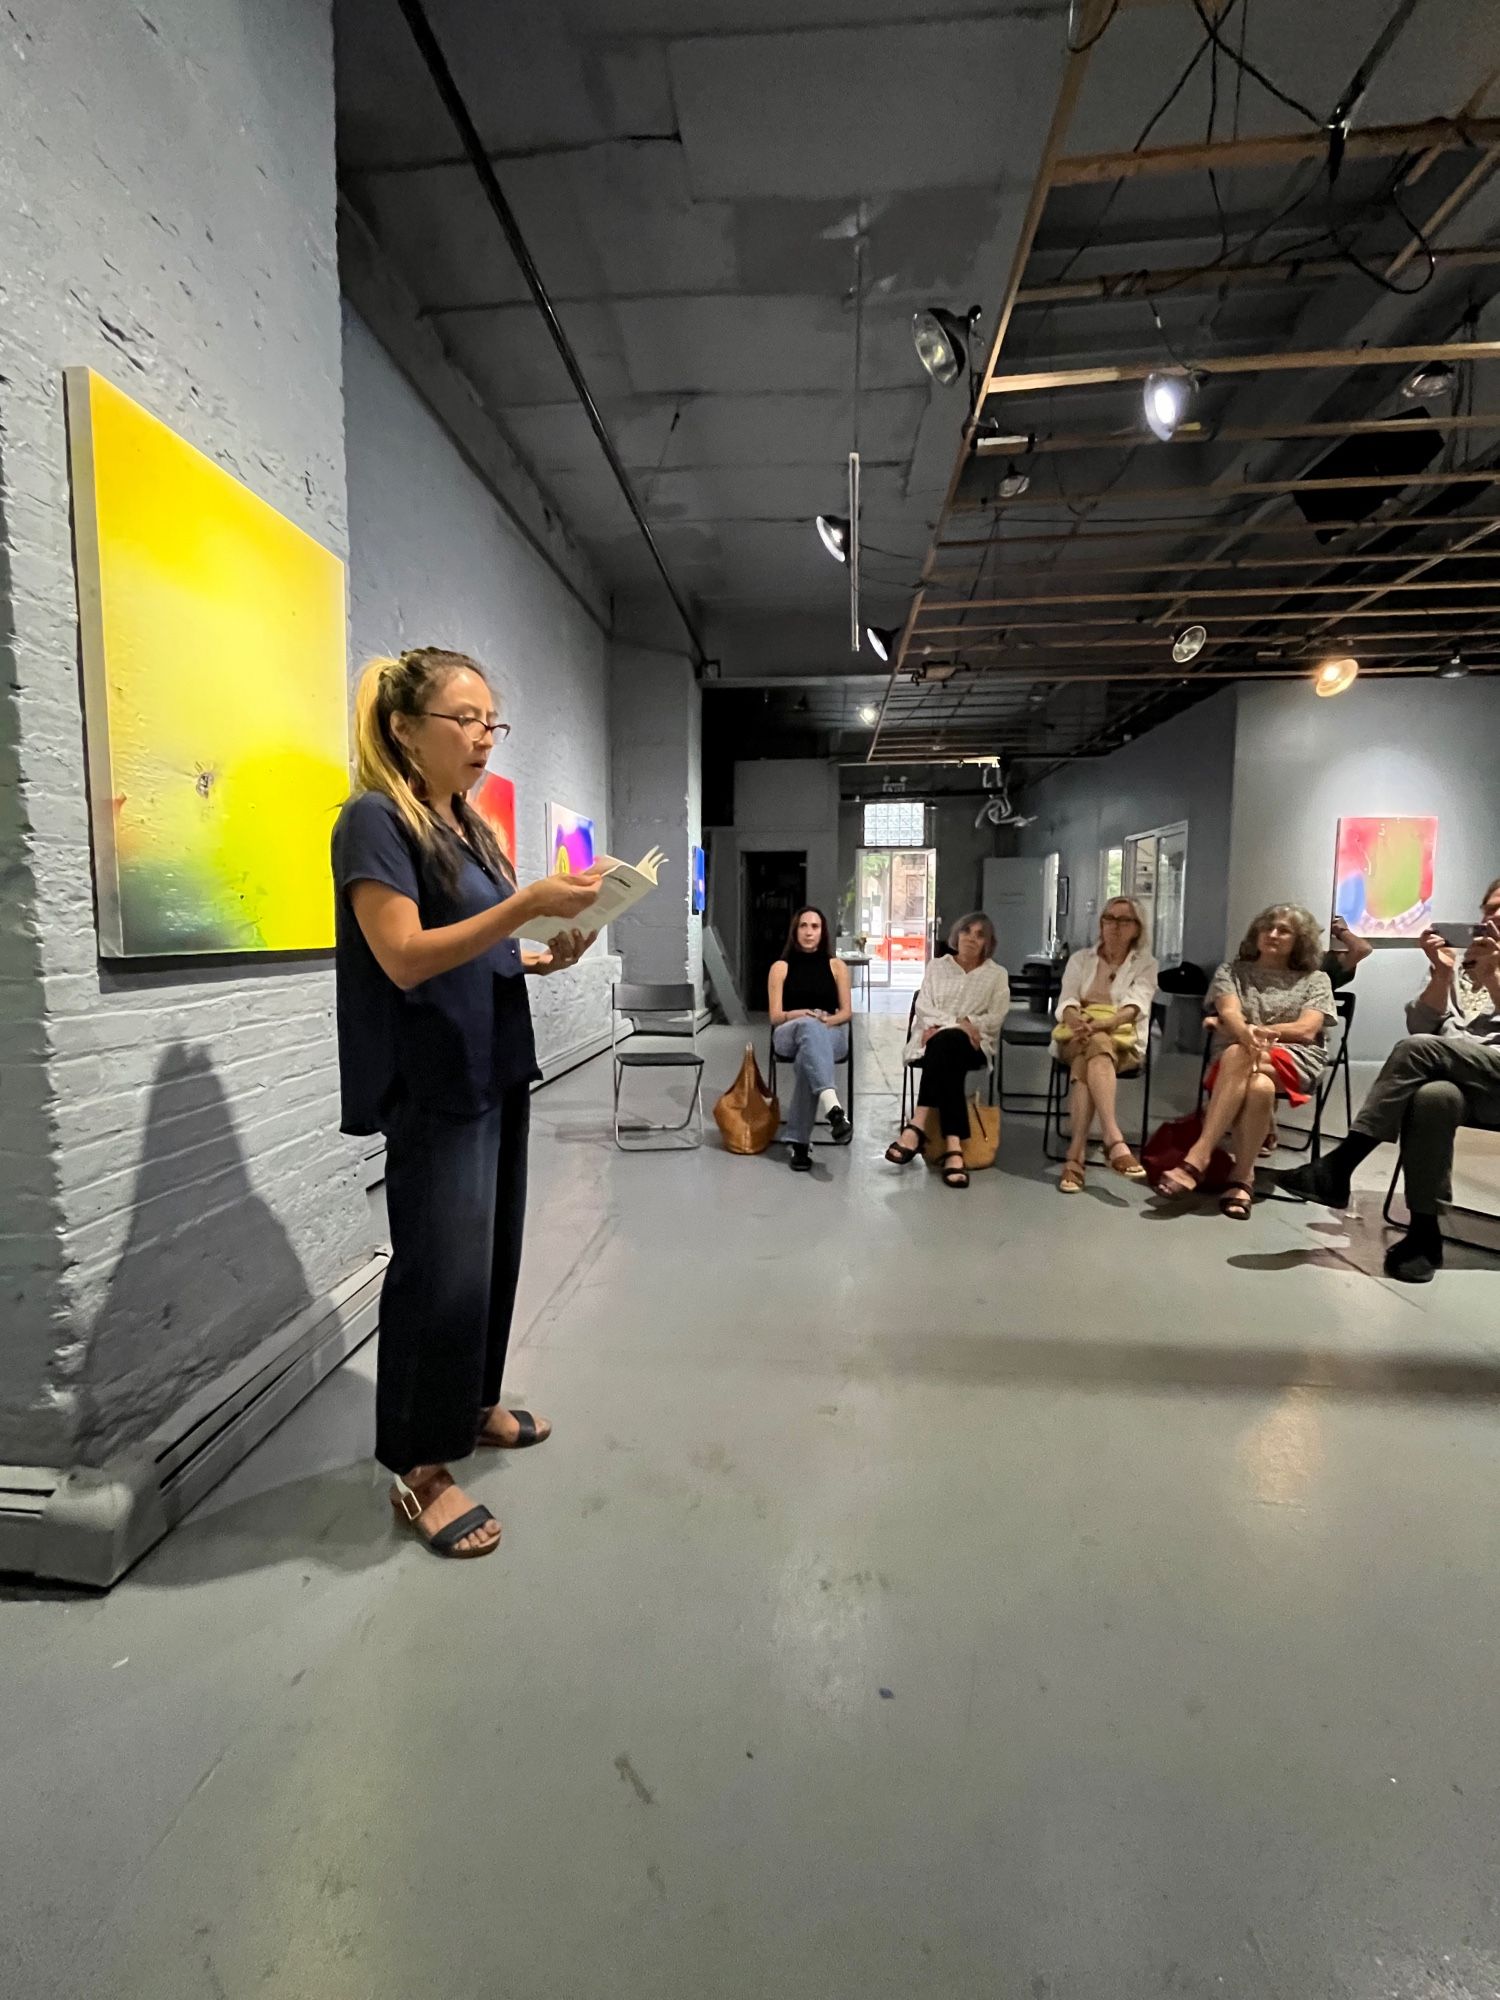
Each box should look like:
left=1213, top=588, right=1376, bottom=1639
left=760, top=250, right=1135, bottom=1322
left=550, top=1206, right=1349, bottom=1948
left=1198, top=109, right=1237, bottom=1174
left=522, top=847, right=666, bottom=945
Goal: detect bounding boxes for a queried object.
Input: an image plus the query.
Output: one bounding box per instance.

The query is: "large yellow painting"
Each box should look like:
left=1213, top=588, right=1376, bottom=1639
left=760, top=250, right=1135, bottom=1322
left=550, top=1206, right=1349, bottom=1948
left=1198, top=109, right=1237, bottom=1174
left=66, top=368, right=348, bottom=956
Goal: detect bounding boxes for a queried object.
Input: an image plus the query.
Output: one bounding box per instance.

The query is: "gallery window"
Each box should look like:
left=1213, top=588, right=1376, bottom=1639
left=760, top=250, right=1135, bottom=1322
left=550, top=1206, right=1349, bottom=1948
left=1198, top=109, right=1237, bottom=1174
left=862, top=800, right=927, bottom=848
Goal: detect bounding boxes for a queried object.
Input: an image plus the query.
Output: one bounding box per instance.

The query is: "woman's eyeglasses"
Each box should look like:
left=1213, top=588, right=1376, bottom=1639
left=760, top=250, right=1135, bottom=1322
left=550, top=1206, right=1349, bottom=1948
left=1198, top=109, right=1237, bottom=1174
left=422, top=710, right=510, bottom=741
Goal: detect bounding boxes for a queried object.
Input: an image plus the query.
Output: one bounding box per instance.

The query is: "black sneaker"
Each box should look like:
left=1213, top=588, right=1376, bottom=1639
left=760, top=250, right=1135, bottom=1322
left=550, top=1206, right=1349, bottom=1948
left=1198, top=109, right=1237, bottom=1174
left=1274, top=1157, right=1352, bottom=1209
left=827, top=1106, right=852, bottom=1145
left=788, top=1143, right=813, bottom=1173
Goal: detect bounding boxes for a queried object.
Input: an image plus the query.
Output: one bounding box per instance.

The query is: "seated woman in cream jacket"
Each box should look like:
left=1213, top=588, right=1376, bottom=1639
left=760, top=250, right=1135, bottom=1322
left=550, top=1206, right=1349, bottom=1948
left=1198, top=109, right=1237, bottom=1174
left=1052, top=896, right=1158, bottom=1191
left=885, top=912, right=1010, bottom=1189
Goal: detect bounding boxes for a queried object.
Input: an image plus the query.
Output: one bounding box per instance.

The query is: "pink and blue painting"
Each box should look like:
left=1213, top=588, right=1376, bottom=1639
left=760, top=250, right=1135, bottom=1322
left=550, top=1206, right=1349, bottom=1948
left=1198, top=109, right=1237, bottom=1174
left=1333, top=816, right=1437, bottom=939
left=546, top=802, right=595, bottom=876
left=692, top=844, right=706, bottom=915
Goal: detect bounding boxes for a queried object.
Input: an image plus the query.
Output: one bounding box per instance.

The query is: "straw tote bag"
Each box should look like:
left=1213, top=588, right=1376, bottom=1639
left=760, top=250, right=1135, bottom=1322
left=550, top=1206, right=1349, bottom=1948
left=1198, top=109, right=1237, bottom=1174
left=925, top=1098, right=1001, bottom=1172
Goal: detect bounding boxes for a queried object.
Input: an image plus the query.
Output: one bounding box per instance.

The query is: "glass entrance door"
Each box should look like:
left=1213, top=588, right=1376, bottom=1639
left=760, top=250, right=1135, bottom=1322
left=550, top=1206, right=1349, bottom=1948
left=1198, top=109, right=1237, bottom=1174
left=855, top=848, right=936, bottom=990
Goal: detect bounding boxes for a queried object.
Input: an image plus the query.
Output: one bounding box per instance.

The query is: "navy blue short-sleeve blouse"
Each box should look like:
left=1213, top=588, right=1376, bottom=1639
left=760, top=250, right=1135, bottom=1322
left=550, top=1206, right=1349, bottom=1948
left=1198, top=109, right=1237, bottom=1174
left=331, top=791, right=539, bottom=1135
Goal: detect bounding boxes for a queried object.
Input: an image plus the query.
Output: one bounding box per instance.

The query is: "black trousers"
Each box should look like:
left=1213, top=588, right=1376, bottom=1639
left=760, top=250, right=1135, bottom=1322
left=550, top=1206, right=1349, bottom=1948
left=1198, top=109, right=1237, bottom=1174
left=916, top=1027, right=987, bottom=1138
left=375, top=1083, right=530, bottom=1474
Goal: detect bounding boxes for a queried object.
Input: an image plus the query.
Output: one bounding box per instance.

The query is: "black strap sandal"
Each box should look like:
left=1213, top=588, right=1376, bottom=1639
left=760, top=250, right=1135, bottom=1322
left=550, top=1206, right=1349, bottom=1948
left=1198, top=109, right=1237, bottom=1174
left=476, top=1407, right=550, bottom=1450
left=391, top=1476, right=501, bottom=1559
left=1219, top=1179, right=1254, bottom=1220
left=885, top=1123, right=924, bottom=1165
left=940, top=1149, right=970, bottom=1189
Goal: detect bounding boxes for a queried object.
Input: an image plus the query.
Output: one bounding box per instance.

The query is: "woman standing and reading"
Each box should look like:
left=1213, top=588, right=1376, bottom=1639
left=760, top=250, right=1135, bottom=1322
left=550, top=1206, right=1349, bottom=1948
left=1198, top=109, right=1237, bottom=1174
left=333, top=648, right=599, bottom=1561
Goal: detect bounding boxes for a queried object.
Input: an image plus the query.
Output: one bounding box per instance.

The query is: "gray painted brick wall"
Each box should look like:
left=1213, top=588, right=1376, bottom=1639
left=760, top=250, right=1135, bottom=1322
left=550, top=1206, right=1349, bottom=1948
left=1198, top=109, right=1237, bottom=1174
left=343, top=309, right=616, bottom=1062
left=0, top=0, right=373, bottom=1465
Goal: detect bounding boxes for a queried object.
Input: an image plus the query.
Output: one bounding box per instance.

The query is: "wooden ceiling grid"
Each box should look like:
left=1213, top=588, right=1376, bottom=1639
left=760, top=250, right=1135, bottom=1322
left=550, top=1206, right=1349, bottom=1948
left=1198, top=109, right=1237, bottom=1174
left=867, top=3, right=1500, bottom=768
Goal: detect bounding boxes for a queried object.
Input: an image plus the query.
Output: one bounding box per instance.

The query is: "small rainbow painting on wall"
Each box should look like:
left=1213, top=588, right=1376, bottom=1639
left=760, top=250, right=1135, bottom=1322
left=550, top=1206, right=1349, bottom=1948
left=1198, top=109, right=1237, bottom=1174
left=1333, top=815, right=1438, bottom=940
left=546, top=802, right=595, bottom=876
left=65, top=367, right=348, bottom=957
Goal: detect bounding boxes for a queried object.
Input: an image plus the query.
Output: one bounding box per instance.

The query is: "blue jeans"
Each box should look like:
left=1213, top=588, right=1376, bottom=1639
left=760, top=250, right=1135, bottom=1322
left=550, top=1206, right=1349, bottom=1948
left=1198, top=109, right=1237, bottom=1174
left=773, top=1019, right=849, bottom=1144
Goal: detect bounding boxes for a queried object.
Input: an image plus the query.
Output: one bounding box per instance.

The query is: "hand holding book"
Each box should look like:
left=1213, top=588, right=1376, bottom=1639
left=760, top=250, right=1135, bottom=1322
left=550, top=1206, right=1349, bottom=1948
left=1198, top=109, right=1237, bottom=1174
left=522, top=847, right=666, bottom=945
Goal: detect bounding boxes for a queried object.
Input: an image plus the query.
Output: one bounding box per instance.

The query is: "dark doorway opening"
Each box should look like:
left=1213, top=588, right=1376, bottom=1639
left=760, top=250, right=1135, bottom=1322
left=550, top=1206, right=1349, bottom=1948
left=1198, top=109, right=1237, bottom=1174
left=743, top=850, right=806, bottom=1012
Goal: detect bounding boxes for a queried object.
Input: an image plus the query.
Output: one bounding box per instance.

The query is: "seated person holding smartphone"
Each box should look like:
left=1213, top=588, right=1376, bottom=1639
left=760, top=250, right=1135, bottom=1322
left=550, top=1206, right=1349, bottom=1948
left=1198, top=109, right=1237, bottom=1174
left=1278, top=876, right=1500, bottom=1282
left=1323, top=913, right=1373, bottom=990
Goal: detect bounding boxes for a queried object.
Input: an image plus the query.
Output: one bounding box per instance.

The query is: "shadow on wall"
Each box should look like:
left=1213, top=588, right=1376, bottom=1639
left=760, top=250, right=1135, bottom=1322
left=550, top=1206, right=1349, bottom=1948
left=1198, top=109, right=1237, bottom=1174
left=75, top=1043, right=312, bottom=1466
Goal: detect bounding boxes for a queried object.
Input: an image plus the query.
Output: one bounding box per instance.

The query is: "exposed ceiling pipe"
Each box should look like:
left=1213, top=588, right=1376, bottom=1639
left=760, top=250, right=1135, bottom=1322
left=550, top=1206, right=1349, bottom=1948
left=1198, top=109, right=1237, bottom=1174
left=393, top=0, right=706, bottom=669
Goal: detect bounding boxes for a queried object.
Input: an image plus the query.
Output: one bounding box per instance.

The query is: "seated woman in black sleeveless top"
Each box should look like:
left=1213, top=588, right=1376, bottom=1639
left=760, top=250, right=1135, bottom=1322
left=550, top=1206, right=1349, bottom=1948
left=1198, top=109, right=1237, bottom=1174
left=768, top=907, right=853, bottom=1172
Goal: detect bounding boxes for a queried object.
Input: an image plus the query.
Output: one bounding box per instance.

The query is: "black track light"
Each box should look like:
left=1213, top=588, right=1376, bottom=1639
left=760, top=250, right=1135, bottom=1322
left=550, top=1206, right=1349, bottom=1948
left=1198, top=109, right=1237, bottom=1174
left=1143, top=370, right=1195, bottom=442
left=815, top=513, right=850, bottom=564
left=1437, top=649, right=1469, bottom=680
left=865, top=625, right=900, bottom=662
left=912, top=306, right=980, bottom=388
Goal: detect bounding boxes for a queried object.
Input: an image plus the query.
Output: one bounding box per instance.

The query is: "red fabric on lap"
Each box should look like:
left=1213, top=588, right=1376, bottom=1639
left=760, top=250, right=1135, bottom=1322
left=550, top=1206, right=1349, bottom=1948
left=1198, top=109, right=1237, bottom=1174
left=1204, top=1043, right=1311, bottom=1107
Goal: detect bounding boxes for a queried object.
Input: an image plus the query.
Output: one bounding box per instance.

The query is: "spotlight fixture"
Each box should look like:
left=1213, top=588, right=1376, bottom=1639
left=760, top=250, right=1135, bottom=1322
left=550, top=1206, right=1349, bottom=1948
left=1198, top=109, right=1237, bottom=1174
left=995, top=461, right=1031, bottom=500
left=1312, top=655, right=1359, bottom=698
left=1438, top=648, right=1469, bottom=680
left=858, top=703, right=879, bottom=725
left=865, top=625, right=900, bottom=662
left=1171, top=623, right=1208, bottom=664
left=815, top=513, right=850, bottom=563
left=1402, top=360, right=1455, bottom=401
left=912, top=305, right=980, bottom=388
left=1143, top=370, right=1194, bottom=443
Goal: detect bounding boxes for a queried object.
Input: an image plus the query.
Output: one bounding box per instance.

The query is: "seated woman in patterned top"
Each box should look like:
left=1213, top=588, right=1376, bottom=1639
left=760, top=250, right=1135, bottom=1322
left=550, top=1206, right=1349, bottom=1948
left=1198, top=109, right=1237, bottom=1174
left=1158, top=904, right=1335, bottom=1218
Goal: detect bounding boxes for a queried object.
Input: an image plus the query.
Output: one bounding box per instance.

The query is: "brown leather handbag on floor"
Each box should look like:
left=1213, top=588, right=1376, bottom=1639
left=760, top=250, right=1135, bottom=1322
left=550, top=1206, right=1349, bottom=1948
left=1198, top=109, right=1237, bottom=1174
left=713, top=1044, right=780, bottom=1154
left=925, top=1099, right=1001, bottom=1171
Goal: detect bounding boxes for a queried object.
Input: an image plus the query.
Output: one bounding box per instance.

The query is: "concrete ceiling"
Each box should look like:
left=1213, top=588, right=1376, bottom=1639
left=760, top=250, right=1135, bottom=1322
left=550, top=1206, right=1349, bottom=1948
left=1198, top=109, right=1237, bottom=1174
left=333, top=0, right=1071, bottom=642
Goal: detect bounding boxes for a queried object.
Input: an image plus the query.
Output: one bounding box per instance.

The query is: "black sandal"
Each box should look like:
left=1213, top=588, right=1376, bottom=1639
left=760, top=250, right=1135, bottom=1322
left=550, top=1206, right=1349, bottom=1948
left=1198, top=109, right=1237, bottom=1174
left=885, top=1123, right=924, bottom=1165
left=391, top=1475, right=501, bottom=1560
left=1219, top=1179, right=1254, bottom=1220
left=476, top=1407, right=551, bottom=1450
left=940, top=1148, right=969, bottom=1190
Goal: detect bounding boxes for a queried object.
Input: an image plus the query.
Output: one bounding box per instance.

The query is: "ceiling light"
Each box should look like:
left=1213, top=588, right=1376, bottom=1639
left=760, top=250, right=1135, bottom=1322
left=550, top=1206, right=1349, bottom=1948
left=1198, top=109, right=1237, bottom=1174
left=1402, top=361, right=1454, bottom=401
left=1438, top=648, right=1469, bottom=680
left=1143, top=370, right=1194, bottom=442
left=1312, top=655, right=1359, bottom=697
left=1171, top=623, right=1207, bottom=664
left=996, top=461, right=1031, bottom=500
left=858, top=703, right=879, bottom=725
left=912, top=306, right=979, bottom=388
left=815, top=513, right=850, bottom=563
left=865, top=625, right=900, bottom=662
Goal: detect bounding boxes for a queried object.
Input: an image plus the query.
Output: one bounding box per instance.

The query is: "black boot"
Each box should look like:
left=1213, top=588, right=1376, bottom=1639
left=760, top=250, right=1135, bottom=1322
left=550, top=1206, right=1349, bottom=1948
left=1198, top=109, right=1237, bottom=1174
left=1383, top=1215, right=1443, bottom=1284
left=787, top=1142, right=813, bottom=1173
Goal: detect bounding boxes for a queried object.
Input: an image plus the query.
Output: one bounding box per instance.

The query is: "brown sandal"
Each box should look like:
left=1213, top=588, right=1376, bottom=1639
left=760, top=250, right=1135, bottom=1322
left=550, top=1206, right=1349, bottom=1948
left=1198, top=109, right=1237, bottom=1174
left=1107, top=1142, right=1148, bottom=1180
left=1219, top=1179, right=1254, bottom=1220
left=1158, top=1159, right=1205, bottom=1198
left=1059, top=1160, right=1086, bottom=1194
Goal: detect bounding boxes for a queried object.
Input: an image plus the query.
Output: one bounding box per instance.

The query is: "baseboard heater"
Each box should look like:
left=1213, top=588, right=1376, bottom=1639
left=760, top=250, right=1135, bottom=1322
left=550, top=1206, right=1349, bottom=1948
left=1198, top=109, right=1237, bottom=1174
left=0, top=1251, right=388, bottom=1588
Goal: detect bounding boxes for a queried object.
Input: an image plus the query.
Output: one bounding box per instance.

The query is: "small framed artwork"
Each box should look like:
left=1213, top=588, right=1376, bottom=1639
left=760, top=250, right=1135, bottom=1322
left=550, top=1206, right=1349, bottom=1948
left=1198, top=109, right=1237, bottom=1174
left=1057, top=874, right=1070, bottom=918
left=692, top=844, right=707, bottom=915
left=546, top=802, right=595, bottom=875
left=1333, top=815, right=1438, bottom=940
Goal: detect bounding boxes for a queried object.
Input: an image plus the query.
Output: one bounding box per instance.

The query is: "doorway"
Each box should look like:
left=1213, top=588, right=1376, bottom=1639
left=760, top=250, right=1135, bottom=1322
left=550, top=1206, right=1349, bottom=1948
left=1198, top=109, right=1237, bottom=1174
left=743, top=849, right=807, bottom=1011
left=855, top=846, right=936, bottom=991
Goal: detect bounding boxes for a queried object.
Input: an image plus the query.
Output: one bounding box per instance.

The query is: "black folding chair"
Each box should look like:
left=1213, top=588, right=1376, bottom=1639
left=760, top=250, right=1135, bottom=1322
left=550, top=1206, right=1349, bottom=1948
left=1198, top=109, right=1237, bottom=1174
left=768, top=1022, right=856, bottom=1145
left=1196, top=990, right=1355, bottom=1163
left=612, top=981, right=704, bottom=1150
left=995, top=962, right=1062, bottom=1116
left=1383, top=1109, right=1500, bottom=1251
left=1042, top=997, right=1165, bottom=1162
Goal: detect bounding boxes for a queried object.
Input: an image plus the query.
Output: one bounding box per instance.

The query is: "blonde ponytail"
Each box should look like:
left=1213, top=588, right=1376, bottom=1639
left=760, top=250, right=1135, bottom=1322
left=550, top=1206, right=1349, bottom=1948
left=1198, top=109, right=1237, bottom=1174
left=352, top=654, right=435, bottom=857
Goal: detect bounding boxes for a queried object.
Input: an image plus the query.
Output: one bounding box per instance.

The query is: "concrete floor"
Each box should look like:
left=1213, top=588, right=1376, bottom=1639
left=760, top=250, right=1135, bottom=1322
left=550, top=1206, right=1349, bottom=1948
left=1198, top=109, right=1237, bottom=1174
left=6, top=1016, right=1500, bottom=2000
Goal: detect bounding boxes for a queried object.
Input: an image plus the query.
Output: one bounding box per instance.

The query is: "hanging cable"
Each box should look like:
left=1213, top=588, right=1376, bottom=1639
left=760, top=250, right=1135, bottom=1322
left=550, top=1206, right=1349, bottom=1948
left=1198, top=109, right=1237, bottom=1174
left=1188, top=0, right=1321, bottom=124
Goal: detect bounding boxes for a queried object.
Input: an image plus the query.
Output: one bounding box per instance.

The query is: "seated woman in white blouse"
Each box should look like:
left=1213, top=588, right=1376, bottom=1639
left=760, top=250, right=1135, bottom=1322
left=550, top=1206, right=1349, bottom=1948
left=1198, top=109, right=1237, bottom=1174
left=885, top=912, right=1010, bottom=1189
left=1052, top=895, right=1158, bottom=1191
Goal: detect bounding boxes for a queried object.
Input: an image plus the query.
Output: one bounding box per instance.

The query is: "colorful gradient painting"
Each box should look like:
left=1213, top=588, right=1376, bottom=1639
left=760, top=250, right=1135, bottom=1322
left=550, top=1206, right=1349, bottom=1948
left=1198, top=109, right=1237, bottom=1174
left=66, top=368, right=348, bottom=957
left=1333, top=815, right=1438, bottom=939
left=472, top=769, right=517, bottom=874
left=546, top=802, right=595, bottom=875
left=692, top=844, right=706, bottom=915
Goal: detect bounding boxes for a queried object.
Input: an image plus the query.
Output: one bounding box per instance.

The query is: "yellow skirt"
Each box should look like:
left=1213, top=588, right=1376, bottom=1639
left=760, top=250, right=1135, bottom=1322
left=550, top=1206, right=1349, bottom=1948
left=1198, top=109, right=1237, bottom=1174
left=1052, top=1003, right=1140, bottom=1069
